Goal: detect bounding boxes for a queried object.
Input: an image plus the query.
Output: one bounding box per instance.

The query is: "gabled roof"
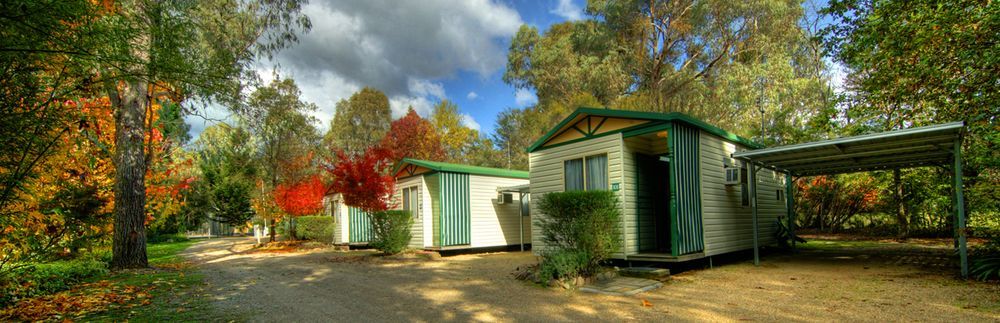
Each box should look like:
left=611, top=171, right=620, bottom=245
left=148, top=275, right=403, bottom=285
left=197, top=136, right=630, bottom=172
left=732, top=122, right=964, bottom=176
left=527, top=107, right=761, bottom=153
left=394, top=158, right=529, bottom=179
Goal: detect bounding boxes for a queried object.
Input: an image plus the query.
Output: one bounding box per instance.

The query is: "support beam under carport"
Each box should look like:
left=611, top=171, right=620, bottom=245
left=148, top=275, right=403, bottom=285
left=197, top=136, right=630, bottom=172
left=748, top=162, right=760, bottom=266
left=954, top=138, right=968, bottom=278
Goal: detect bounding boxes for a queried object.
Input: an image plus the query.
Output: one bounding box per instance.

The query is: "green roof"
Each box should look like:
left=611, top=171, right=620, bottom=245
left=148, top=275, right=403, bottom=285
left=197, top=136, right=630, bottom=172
left=527, top=107, right=762, bottom=153
left=395, top=158, right=529, bottom=179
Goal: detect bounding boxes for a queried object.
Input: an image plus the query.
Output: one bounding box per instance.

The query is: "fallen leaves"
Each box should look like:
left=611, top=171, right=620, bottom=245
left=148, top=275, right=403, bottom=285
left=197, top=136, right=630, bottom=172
left=641, top=299, right=653, bottom=307
left=0, top=280, right=155, bottom=321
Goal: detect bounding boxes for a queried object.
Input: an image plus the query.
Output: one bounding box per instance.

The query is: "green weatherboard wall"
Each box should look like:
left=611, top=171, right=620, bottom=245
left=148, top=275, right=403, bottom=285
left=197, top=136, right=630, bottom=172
left=670, top=124, right=704, bottom=255
left=348, top=207, right=374, bottom=243
left=438, top=172, right=471, bottom=246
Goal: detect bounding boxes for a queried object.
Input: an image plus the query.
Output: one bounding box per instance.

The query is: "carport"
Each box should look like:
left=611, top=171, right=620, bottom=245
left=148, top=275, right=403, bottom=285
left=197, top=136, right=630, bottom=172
left=731, top=122, right=969, bottom=277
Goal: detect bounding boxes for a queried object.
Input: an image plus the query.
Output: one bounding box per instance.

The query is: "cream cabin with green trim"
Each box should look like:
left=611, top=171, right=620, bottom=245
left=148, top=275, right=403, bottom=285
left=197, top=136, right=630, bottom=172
left=390, top=159, right=530, bottom=250
left=528, top=108, right=787, bottom=261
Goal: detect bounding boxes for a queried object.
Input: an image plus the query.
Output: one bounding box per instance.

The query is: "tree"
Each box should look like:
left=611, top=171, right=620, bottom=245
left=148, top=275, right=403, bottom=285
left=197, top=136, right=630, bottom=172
left=187, top=124, right=258, bottom=227
left=431, top=100, right=480, bottom=163
left=821, top=0, right=999, bottom=230
left=274, top=175, right=324, bottom=217
left=380, top=108, right=446, bottom=161
left=243, top=77, right=320, bottom=242
left=78, top=0, right=310, bottom=269
left=325, top=87, right=392, bottom=155
left=326, top=147, right=396, bottom=212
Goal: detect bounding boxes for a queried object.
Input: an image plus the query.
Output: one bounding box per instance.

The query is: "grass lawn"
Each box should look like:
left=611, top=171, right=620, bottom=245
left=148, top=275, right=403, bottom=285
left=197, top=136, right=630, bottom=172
left=2, top=239, right=234, bottom=322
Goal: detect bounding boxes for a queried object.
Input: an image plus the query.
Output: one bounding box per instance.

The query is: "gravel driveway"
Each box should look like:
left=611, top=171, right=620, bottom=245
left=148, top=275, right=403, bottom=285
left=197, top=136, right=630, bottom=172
left=183, top=237, right=1000, bottom=322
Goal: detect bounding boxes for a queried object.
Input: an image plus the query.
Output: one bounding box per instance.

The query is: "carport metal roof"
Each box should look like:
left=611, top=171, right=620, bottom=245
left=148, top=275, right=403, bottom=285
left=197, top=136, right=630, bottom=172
left=732, top=122, right=969, bottom=278
left=732, top=122, right=964, bottom=176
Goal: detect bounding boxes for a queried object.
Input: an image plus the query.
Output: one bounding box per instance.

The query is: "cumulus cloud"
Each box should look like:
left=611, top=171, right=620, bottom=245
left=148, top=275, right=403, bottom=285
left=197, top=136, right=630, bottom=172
left=242, top=0, right=523, bottom=135
left=514, top=88, right=538, bottom=107
left=461, top=114, right=481, bottom=131
left=550, top=0, right=584, bottom=21
left=467, top=91, right=478, bottom=100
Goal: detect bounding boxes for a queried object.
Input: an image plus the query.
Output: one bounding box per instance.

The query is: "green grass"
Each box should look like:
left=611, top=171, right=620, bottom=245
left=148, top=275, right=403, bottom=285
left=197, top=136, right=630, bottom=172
left=78, top=239, right=241, bottom=322
left=795, top=239, right=889, bottom=250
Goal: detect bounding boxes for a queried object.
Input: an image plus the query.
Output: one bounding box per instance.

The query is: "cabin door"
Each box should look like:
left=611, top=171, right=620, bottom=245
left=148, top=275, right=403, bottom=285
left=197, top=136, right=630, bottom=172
left=635, top=153, right=671, bottom=253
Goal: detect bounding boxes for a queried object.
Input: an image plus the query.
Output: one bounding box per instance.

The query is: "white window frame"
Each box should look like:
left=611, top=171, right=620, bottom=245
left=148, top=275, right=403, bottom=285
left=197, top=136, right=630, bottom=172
left=562, top=153, right=610, bottom=192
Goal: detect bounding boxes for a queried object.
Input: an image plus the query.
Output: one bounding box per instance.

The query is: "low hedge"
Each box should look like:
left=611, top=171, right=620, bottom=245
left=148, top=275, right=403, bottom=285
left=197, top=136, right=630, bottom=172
left=370, top=210, right=413, bottom=255
left=0, top=258, right=109, bottom=307
left=296, top=216, right=334, bottom=242
left=537, top=190, right=622, bottom=278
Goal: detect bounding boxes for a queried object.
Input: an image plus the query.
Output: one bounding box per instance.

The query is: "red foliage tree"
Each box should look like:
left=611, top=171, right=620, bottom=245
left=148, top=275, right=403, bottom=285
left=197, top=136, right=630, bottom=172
left=326, top=147, right=396, bottom=212
left=274, top=175, right=325, bottom=216
left=380, top=107, right=446, bottom=161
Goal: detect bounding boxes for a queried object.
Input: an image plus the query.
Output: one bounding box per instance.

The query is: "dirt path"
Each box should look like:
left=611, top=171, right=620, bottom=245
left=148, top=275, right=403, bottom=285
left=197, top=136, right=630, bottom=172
left=183, top=238, right=1000, bottom=322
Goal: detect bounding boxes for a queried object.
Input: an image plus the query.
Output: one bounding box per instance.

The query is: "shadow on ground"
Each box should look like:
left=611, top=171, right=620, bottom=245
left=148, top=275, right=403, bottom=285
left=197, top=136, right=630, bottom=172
left=182, top=237, right=1000, bottom=322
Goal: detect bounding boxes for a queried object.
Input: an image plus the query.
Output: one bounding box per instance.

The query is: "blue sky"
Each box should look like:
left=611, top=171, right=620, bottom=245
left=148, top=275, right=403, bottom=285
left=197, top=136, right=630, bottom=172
left=186, top=0, right=841, bottom=140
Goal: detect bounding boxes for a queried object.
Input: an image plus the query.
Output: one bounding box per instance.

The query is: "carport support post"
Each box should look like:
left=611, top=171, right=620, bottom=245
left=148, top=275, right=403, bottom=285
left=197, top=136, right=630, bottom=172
left=748, top=162, right=760, bottom=266
left=786, top=172, right=795, bottom=250
left=954, top=138, right=968, bottom=278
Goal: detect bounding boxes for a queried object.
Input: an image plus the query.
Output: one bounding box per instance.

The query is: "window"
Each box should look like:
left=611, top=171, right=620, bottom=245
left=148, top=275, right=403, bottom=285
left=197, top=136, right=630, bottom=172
left=564, top=154, right=608, bottom=191
left=402, top=186, right=419, bottom=217
left=777, top=189, right=784, bottom=201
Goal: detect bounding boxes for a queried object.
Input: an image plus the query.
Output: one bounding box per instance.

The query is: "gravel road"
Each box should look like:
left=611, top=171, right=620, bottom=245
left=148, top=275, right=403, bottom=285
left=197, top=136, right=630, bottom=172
left=183, top=237, right=1000, bottom=322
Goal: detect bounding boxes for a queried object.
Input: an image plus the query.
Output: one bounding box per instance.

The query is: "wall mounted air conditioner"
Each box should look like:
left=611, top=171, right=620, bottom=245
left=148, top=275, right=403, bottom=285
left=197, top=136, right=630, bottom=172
left=497, top=192, right=513, bottom=204
left=724, top=167, right=741, bottom=186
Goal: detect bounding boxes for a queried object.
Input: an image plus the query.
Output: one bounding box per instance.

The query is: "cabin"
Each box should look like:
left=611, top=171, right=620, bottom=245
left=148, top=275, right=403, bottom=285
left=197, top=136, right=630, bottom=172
left=323, top=193, right=374, bottom=245
left=392, top=158, right=531, bottom=251
left=527, top=108, right=788, bottom=262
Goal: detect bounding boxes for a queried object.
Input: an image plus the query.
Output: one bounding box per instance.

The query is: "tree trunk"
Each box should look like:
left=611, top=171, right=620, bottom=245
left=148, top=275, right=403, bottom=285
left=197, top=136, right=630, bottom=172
left=894, top=169, right=908, bottom=238
left=111, top=80, right=150, bottom=269
left=269, top=218, right=276, bottom=242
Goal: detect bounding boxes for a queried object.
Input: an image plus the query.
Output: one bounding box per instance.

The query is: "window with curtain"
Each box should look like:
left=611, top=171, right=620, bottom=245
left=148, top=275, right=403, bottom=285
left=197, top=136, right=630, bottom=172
left=564, top=154, right=609, bottom=191
left=564, top=158, right=585, bottom=191
left=402, top=186, right=419, bottom=217
left=586, top=154, right=608, bottom=191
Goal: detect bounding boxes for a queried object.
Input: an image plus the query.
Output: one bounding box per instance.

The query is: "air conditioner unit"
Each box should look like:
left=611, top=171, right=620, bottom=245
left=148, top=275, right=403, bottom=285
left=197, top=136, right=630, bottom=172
left=724, top=167, right=741, bottom=185
left=497, top=192, right=513, bottom=204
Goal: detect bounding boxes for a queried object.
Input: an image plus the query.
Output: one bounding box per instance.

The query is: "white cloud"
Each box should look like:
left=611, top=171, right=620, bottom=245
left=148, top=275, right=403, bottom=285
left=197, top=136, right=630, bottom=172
left=461, top=114, right=481, bottom=131
left=408, top=78, right=446, bottom=100
left=550, top=0, right=584, bottom=21
left=467, top=91, right=478, bottom=100
left=230, top=0, right=524, bottom=137
left=514, top=88, right=538, bottom=107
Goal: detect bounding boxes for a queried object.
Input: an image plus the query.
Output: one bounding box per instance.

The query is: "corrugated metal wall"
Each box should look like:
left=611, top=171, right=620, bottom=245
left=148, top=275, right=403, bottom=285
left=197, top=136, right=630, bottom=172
left=439, top=172, right=471, bottom=246
left=672, top=124, right=704, bottom=254
left=348, top=207, right=373, bottom=243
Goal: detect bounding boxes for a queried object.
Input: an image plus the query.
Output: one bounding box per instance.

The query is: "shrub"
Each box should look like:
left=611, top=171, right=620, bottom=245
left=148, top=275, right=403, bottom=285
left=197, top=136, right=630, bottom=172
left=971, top=234, right=1000, bottom=281
left=369, top=210, right=413, bottom=255
left=539, top=250, right=589, bottom=281
left=0, top=258, right=108, bottom=307
left=297, top=216, right=334, bottom=242
left=537, top=190, right=622, bottom=275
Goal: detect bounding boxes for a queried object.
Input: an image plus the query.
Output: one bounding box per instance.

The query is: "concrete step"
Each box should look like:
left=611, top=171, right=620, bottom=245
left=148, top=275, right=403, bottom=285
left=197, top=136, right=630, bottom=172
left=619, top=267, right=671, bottom=280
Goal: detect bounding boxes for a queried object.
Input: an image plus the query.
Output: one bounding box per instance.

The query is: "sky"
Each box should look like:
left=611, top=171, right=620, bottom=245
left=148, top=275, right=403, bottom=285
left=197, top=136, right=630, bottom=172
left=184, top=0, right=843, bottom=140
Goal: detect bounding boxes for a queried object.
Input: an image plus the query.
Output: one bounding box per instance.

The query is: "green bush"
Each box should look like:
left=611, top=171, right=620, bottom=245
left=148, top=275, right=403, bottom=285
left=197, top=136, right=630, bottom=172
left=369, top=210, right=413, bottom=255
left=537, top=190, right=622, bottom=276
left=971, top=235, right=1000, bottom=281
left=539, top=250, right=589, bottom=281
left=0, top=258, right=109, bottom=307
left=297, top=216, right=334, bottom=241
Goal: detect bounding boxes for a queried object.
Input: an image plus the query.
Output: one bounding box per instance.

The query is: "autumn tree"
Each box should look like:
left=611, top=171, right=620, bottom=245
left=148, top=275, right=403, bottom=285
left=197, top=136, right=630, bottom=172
left=243, top=77, right=320, bottom=242
left=380, top=107, right=446, bottom=161
left=326, top=147, right=396, bottom=212
left=325, top=88, right=393, bottom=155
left=431, top=100, right=480, bottom=163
